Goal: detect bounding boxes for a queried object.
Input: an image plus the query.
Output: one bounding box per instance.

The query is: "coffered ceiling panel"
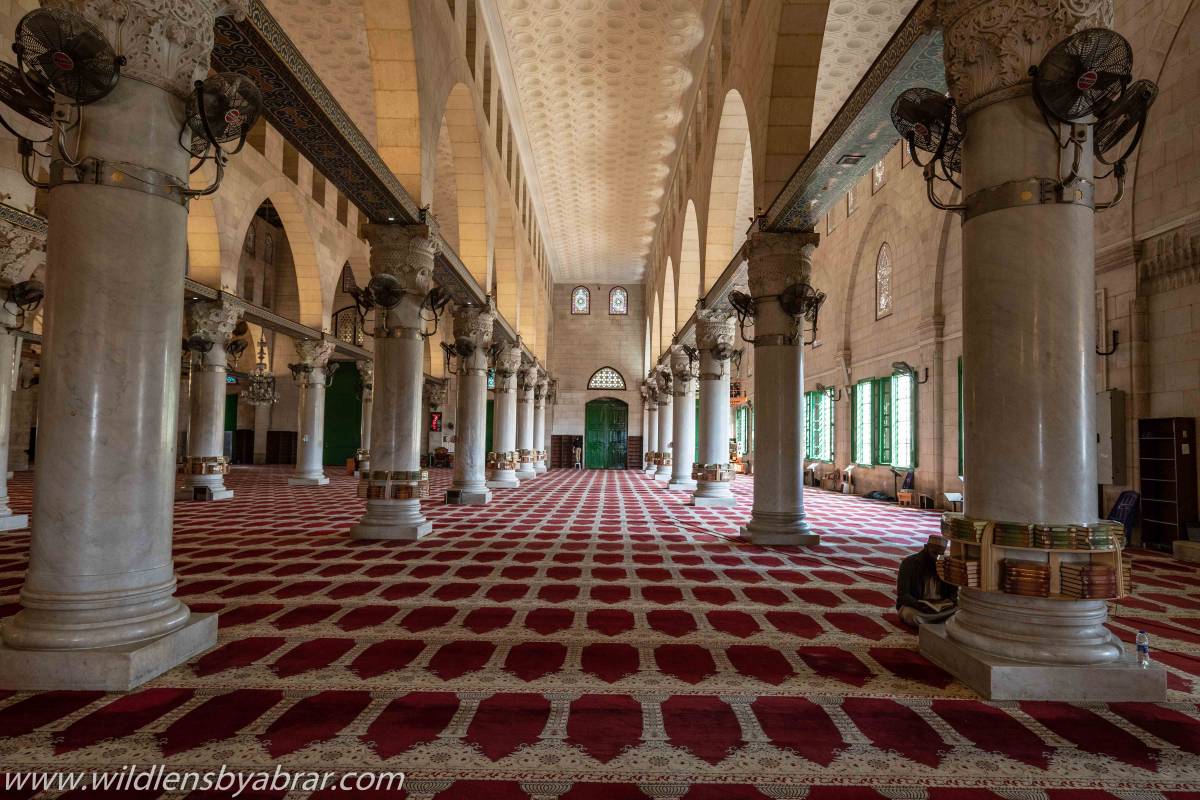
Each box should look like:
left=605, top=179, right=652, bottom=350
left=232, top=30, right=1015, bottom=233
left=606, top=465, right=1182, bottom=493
left=264, top=0, right=379, bottom=147
left=496, top=0, right=710, bottom=283
left=810, top=0, right=917, bottom=146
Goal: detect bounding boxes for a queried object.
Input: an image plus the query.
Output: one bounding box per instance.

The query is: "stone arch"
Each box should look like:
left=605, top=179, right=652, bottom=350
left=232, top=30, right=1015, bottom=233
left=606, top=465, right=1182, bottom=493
left=437, top=83, right=488, bottom=286
left=235, top=186, right=326, bottom=329
left=678, top=201, right=702, bottom=332
left=518, top=259, right=539, bottom=356
left=839, top=203, right=903, bottom=356
left=761, top=0, right=832, bottom=206
left=704, top=89, right=753, bottom=292
left=186, top=197, right=222, bottom=289
left=431, top=122, right=461, bottom=253
left=650, top=288, right=661, bottom=369
left=494, top=202, right=519, bottom=328
left=363, top=0, right=422, bottom=196
left=661, top=258, right=676, bottom=356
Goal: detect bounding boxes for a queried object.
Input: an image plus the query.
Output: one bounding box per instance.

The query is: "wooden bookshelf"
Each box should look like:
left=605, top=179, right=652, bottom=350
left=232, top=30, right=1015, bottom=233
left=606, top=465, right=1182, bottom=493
left=940, top=515, right=1128, bottom=600
left=1137, top=417, right=1197, bottom=550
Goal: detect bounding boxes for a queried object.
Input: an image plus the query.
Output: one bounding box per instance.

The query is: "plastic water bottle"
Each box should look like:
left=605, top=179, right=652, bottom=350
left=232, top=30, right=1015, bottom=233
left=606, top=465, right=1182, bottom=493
left=1136, top=631, right=1151, bottom=668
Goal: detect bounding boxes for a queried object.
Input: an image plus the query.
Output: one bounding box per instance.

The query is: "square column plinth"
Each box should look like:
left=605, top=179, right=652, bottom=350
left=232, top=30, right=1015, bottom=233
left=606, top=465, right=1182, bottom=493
left=0, top=612, right=216, bottom=691
left=288, top=475, right=330, bottom=487
left=920, top=623, right=1166, bottom=701
left=0, top=513, right=29, bottom=531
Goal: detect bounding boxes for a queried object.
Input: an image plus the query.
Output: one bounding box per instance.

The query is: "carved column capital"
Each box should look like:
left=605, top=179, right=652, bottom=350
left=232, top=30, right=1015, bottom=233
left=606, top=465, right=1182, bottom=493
left=364, top=222, right=437, bottom=297
left=534, top=376, right=549, bottom=404
left=186, top=297, right=244, bottom=344
left=653, top=366, right=672, bottom=403
left=938, top=0, right=1114, bottom=115
left=695, top=310, right=736, bottom=355
left=494, top=343, right=522, bottom=386
left=669, top=345, right=694, bottom=394
left=356, top=359, right=374, bottom=389
left=50, top=0, right=249, bottom=99
left=425, top=380, right=447, bottom=410
left=294, top=338, right=335, bottom=370
left=746, top=230, right=820, bottom=300
left=452, top=303, right=495, bottom=349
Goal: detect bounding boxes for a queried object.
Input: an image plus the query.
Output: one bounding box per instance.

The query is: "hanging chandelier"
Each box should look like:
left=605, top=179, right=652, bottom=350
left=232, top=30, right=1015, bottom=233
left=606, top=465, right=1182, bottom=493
left=240, top=333, right=278, bottom=407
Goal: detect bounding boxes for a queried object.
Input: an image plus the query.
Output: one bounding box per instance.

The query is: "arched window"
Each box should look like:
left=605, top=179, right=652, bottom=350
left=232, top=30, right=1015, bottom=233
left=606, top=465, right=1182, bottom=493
left=571, top=286, right=590, bottom=315
left=875, top=243, right=893, bottom=320
left=340, top=262, right=356, bottom=293
left=588, top=367, right=626, bottom=390
left=608, top=286, right=628, bottom=315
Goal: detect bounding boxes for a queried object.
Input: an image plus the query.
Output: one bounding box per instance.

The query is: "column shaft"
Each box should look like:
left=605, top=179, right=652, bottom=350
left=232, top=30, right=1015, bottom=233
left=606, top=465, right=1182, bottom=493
left=644, top=401, right=658, bottom=475
left=692, top=312, right=736, bottom=506
left=654, top=396, right=673, bottom=481
left=486, top=345, right=521, bottom=488
left=515, top=366, right=538, bottom=481
left=532, top=376, right=548, bottom=473
left=668, top=346, right=696, bottom=490
left=290, top=372, right=328, bottom=485
left=449, top=303, right=493, bottom=504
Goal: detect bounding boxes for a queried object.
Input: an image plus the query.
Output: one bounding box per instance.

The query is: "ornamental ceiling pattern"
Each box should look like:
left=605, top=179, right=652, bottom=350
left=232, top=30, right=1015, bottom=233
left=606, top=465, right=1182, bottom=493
left=262, top=0, right=378, bottom=146
left=810, top=0, right=918, bottom=146
left=496, top=0, right=710, bottom=283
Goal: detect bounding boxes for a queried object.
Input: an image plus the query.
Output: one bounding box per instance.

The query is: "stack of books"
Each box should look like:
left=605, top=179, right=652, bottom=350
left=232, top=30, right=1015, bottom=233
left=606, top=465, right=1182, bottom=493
left=994, top=521, right=1035, bottom=547
left=1033, top=522, right=1123, bottom=550
left=1001, top=558, right=1051, bottom=597
left=937, top=555, right=980, bottom=588
left=944, top=514, right=987, bottom=544
left=1060, top=562, right=1118, bottom=599
left=1123, top=560, right=1133, bottom=594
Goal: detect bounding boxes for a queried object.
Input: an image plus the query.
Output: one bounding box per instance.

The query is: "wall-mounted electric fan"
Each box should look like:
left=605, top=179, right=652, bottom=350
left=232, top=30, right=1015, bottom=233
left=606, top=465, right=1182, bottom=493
left=181, top=73, right=264, bottom=197
left=2, top=279, right=43, bottom=332
left=890, top=87, right=965, bottom=211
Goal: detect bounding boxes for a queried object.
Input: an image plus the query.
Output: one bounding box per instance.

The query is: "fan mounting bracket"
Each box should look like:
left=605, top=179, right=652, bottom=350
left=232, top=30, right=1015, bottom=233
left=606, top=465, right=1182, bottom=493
left=49, top=158, right=189, bottom=207
left=963, top=177, right=1094, bottom=221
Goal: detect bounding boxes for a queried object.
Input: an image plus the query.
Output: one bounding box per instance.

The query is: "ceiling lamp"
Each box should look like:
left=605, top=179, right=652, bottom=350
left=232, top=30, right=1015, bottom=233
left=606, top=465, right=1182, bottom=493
left=240, top=332, right=277, bottom=407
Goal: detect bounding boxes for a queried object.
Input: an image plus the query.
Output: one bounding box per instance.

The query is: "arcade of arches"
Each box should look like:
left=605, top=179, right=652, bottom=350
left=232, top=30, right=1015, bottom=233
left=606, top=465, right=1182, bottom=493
left=0, top=0, right=1198, bottom=794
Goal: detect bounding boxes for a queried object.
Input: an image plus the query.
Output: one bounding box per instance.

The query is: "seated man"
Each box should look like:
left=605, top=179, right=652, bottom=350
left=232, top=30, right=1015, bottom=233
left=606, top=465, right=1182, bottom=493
left=896, top=533, right=959, bottom=627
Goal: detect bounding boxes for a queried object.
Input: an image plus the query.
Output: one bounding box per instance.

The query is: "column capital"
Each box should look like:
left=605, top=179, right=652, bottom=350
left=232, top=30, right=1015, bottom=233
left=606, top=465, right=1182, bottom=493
left=0, top=220, right=45, bottom=287
left=55, top=0, right=249, bottom=98
left=653, top=365, right=672, bottom=401
left=356, top=359, right=374, bottom=388
left=519, top=364, right=540, bottom=393
left=494, top=343, right=522, bottom=382
left=640, top=380, right=655, bottom=405
left=425, top=379, right=447, bottom=409
left=534, top=376, right=549, bottom=403
left=938, top=0, right=1114, bottom=115
left=451, top=302, right=495, bottom=350
left=695, top=310, right=736, bottom=357
left=186, top=297, right=244, bottom=344
left=294, top=338, right=335, bottom=369
left=746, top=230, right=819, bottom=300
left=669, top=345, right=694, bottom=393
left=364, top=222, right=437, bottom=298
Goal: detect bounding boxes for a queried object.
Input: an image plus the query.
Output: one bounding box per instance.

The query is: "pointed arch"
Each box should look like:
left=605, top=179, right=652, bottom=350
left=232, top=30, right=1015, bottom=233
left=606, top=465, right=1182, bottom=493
left=705, top=89, right=753, bottom=292
left=186, top=197, right=222, bottom=290
left=650, top=289, right=661, bottom=368
left=438, top=84, right=488, bottom=286
left=678, top=201, right=701, bottom=331
left=660, top=259, right=676, bottom=357
left=494, top=201, right=518, bottom=326
left=431, top=122, right=460, bottom=253
left=363, top=0, right=422, bottom=195
left=518, top=258, right=539, bottom=356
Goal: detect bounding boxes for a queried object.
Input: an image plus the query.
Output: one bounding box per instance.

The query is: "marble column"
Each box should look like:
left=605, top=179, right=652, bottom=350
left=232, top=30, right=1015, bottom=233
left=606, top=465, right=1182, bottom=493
left=177, top=298, right=243, bottom=501
left=288, top=339, right=335, bottom=487
left=653, top=367, right=673, bottom=482
left=487, top=344, right=522, bottom=489
left=351, top=224, right=435, bottom=540
left=533, top=375, right=549, bottom=473
left=355, top=360, right=374, bottom=475
left=917, top=0, right=1163, bottom=700
left=643, top=380, right=659, bottom=475
left=639, top=383, right=652, bottom=471
left=0, top=0, right=244, bottom=690
left=691, top=310, right=737, bottom=506
left=514, top=362, right=539, bottom=481
left=740, top=231, right=820, bottom=546
left=668, top=346, right=697, bottom=491
left=448, top=302, right=493, bottom=504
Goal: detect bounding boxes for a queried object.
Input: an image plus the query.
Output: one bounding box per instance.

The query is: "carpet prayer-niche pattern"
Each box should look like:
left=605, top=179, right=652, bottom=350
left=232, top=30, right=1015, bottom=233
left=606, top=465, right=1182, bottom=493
left=1, top=467, right=1200, bottom=798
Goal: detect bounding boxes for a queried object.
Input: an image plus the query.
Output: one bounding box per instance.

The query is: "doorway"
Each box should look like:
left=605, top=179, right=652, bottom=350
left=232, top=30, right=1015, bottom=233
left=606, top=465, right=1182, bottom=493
left=584, top=397, right=628, bottom=469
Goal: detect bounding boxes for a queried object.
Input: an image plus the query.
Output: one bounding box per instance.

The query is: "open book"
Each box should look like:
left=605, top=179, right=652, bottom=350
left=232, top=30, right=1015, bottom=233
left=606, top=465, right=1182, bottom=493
left=916, top=599, right=955, bottom=613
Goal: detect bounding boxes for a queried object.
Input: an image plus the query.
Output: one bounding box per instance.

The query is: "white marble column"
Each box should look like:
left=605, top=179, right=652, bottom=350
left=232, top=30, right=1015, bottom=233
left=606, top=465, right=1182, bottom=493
left=288, top=339, right=334, bottom=487
left=0, top=0, right=244, bottom=690
left=917, top=0, right=1163, bottom=701
left=178, top=299, right=243, bottom=501
left=653, top=367, right=673, bottom=482
left=448, top=302, right=494, bottom=504
left=355, top=360, right=374, bottom=475
left=351, top=224, right=435, bottom=540
left=740, top=231, right=820, bottom=546
left=487, top=344, right=522, bottom=488
left=514, top=362, right=539, bottom=481
left=533, top=375, right=549, bottom=473
left=668, top=346, right=697, bottom=491
left=0, top=317, right=27, bottom=530
left=691, top=310, right=737, bottom=506
left=643, top=381, right=658, bottom=475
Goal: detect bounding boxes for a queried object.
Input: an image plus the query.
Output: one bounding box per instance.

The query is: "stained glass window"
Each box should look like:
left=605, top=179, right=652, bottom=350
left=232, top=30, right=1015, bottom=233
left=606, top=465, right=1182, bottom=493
left=608, top=286, right=628, bottom=315
left=571, top=286, right=590, bottom=315
left=876, top=243, right=893, bottom=319
left=587, top=367, right=626, bottom=390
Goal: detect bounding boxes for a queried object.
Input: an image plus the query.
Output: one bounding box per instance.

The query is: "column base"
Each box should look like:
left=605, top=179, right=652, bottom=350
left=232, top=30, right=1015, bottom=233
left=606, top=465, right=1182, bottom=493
left=0, top=513, right=29, bottom=531
left=446, top=487, right=492, bottom=505
left=288, top=475, right=330, bottom=487
left=350, top=499, right=433, bottom=541
left=740, top=514, right=820, bottom=547
left=175, top=486, right=234, bottom=501
left=643, top=466, right=657, bottom=476
left=0, top=612, right=216, bottom=691
left=533, top=462, right=547, bottom=474
left=667, top=479, right=697, bottom=491
left=486, top=469, right=520, bottom=489
left=515, top=466, right=537, bottom=481
left=690, top=494, right=736, bottom=508
left=919, top=622, right=1166, bottom=701
left=653, top=467, right=671, bottom=481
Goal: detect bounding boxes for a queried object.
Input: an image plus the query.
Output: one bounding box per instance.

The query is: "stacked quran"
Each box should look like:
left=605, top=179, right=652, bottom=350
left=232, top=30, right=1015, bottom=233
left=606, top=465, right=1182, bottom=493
left=1001, top=558, right=1051, bottom=597
left=937, top=555, right=980, bottom=588
left=944, top=514, right=987, bottom=544
left=1033, top=521, right=1124, bottom=550
left=993, top=521, right=1035, bottom=547
left=1060, top=562, right=1118, bottom=599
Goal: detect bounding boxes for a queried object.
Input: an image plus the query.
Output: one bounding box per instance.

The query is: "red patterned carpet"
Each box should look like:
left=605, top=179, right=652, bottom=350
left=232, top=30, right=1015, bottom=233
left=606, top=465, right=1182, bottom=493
left=1, top=466, right=1199, bottom=798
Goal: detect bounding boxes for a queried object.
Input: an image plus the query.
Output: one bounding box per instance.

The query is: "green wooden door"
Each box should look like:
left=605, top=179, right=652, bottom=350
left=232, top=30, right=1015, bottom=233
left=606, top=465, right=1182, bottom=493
left=322, top=361, right=362, bottom=465
left=584, top=398, right=627, bottom=469
left=224, top=393, right=238, bottom=431
left=485, top=399, right=494, bottom=453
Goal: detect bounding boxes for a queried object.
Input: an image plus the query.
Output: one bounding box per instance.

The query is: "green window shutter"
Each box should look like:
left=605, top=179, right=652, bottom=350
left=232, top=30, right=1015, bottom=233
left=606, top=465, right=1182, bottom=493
left=828, top=393, right=836, bottom=461
left=804, top=392, right=815, bottom=459
left=957, top=356, right=964, bottom=476
left=875, top=378, right=892, bottom=465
